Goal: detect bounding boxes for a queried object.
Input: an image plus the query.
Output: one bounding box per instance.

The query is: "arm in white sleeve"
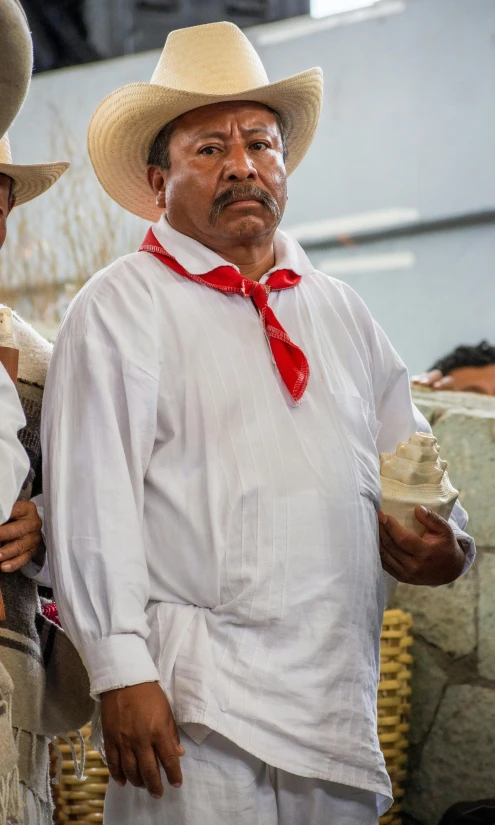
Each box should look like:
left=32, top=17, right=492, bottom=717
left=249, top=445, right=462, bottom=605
left=41, top=269, right=161, bottom=697
left=0, top=363, right=29, bottom=524
left=369, top=320, right=475, bottom=574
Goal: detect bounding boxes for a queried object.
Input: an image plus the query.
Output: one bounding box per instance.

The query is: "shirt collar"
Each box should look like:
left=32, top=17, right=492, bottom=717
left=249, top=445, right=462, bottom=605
left=151, top=215, right=315, bottom=281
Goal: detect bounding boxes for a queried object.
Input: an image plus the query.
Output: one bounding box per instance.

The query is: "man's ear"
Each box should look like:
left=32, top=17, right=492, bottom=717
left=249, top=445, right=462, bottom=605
left=8, top=197, right=16, bottom=214
left=147, top=166, right=166, bottom=210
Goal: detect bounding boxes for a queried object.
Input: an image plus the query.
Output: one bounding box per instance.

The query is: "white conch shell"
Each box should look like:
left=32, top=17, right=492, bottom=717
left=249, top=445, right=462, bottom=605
left=380, top=432, right=458, bottom=536
left=0, top=308, right=15, bottom=347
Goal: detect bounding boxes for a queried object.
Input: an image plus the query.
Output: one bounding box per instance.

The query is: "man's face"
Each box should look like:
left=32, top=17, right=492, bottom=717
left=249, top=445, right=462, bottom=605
left=148, top=102, right=287, bottom=247
left=0, top=174, right=13, bottom=251
left=448, top=364, right=495, bottom=395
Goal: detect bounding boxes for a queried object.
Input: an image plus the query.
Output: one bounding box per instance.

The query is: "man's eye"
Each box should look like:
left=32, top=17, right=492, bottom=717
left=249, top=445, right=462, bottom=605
left=251, top=142, right=268, bottom=151
left=199, top=146, right=218, bottom=155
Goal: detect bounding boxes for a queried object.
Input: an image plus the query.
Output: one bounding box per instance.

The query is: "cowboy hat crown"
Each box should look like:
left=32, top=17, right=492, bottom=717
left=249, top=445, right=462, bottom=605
left=0, top=0, right=33, bottom=137
left=150, top=21, right=269, bottom=94
left=88, top=21, right=323, bottom=222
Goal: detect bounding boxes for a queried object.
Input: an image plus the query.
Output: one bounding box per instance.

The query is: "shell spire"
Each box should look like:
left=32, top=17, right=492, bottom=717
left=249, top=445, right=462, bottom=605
left=380, top=433, right=458, bottom=536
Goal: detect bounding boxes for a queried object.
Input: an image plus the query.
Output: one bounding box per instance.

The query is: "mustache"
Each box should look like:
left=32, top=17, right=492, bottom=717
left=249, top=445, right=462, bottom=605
left=209, top=184, right=281, bottom=226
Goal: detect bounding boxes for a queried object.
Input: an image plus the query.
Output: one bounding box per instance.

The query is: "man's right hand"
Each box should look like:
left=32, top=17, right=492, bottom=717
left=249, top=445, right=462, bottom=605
left=100, top=682, right=184, bottom=798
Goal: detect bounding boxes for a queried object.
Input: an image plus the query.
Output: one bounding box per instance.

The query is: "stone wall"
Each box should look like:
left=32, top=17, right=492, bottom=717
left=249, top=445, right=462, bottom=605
left=393, top=389, right=495, bottom=825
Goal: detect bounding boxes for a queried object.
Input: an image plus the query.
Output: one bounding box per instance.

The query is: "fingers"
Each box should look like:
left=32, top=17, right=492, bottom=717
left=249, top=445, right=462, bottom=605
left=377, top=511, right=418, bottom=555
left=136, top=749, right=164, bottom=798
left=121, top=748, right=146, bottom=790
left=155, top=740, right=183, bottom=790
left=1, top=519, right=37, bottom=540
left=170, top=719, right=185, bottom=757
left=100, top=682, right=184, bottom=799
left=0, top=499, right=42, bottom=571
left=104, top=742, right=126, bottom=788
left=413, top=505, right=451, bottom=536
left=431, top=375, right=455, bottom=390
left=411, top=369, right=443, bottom=387
left=9, top=500, right=32, bottom=519
left=0, top=509, right=41, bottom=543
left=0, top=533, right=40, bottom=571
left=380, top=547, right=408, bottom=581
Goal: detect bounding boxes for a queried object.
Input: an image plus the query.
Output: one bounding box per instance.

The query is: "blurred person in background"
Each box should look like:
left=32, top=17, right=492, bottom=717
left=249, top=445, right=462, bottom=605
left=42, top=21, right=475, bottom=825
left=0, top=0, right=32, bottom=520
left=412, top=341, right=495, bottom=395
left=0, top=66, right=93, bottom=825
left=0, top=3, right=34, bottom=822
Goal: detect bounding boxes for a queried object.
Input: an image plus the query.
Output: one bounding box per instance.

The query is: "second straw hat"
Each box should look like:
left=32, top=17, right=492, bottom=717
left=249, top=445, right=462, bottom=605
left=0, top=134, right=69, bottom=206
left=0, top=0, right=33, bottom=137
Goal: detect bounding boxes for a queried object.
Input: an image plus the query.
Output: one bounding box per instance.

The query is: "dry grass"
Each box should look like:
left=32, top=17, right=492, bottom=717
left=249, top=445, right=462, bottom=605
left=0, top=111, right=145, bottom=327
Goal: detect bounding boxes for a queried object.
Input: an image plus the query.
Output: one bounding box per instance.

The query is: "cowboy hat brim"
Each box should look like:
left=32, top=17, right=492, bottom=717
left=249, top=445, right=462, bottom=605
left=88, top=67, right=323, bottom=222
left=0, top=0, right=33, bottom=137
left=0, top=161, right=70, bottom=206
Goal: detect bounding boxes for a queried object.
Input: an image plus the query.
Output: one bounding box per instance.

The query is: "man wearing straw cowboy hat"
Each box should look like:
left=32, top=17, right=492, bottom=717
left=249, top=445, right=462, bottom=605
left=42, top=21, right=475, bottom=825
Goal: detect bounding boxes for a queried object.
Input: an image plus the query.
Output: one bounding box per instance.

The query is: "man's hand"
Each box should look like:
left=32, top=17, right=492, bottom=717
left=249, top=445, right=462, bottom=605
left=378, top=505, right=466, bottom=586
left=411, top=369, right=454, bottom=391
left=100, top=682, right=185, bottom=798
left=0, top=500, right=42, bottom=572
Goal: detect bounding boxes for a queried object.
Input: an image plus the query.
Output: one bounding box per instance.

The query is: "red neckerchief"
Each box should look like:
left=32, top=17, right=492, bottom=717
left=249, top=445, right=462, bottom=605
left=139, top=228, right=310, bottom=403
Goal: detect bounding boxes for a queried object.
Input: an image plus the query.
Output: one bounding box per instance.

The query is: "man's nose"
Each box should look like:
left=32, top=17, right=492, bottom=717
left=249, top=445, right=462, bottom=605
left=223, top=145, right=257, bottom=181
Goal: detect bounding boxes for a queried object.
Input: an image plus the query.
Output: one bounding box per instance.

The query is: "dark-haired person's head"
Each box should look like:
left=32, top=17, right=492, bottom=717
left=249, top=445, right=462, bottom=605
left=413, top=341, right=495, bottom=395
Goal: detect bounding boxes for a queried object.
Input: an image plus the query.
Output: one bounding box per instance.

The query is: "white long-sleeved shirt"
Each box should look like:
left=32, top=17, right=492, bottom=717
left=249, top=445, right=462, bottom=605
left=0, top=363, right=28, bottom=524
left=41, top=217, right=474, bottom=813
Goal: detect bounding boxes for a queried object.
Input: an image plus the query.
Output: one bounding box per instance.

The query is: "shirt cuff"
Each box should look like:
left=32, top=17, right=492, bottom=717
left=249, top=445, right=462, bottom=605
left=84, top=633, right=160, bottom=699
left=22, top=553, right=52, bottom=587
left=450, top=519, right=476, bottom=574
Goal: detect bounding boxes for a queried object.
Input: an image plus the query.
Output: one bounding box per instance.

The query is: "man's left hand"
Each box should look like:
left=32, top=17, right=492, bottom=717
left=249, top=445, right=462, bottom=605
left=378, top=505, right=466, bottom=586
left=0, top=500, right=43, bottom=573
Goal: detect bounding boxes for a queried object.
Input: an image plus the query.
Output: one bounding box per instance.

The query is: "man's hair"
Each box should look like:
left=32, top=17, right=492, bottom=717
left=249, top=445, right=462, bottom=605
left=430, top=341, right=495, bottom=375
left=147, top=106, right=288, bottom=169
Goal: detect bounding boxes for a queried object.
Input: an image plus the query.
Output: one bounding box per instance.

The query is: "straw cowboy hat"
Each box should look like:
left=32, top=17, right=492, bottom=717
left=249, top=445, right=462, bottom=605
left=88, top=21, right=323, bottom=222
left=0, top=133, right=69, bottom=206
left=0, top=0, right=33, bottom=137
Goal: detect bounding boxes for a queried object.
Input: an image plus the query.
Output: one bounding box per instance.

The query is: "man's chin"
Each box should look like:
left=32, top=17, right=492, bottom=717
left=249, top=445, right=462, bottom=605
left=215, top=214, right=276, bottom=239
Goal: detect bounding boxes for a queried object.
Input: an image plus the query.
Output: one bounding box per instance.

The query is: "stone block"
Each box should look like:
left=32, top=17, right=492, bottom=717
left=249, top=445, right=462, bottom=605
left=392, top=564, right=477, bottom=657
left=478, top=552, right=495, bottom=681
left=404, top=685, right=495, bottom=825
left=412, top=389, right=495, bottom=547
left=408, top=639, right=448, bottom=746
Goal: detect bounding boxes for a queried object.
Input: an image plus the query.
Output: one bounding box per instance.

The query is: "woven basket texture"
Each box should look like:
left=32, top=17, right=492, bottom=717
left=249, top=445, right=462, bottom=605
left=51, top=728, right=108, bottom=824
left=51, top=609, right=413, bottom=825
left=378, top=609, right=413, bottom=825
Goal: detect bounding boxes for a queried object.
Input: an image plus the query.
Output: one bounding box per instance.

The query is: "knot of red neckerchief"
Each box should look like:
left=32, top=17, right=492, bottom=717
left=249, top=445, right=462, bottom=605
left=139, top=228, right=310, bottom=403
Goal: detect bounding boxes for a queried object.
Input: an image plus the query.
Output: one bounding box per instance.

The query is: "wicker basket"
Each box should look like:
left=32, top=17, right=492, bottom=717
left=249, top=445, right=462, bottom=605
left=52, top=610, right=413, bottom=825
left=51, top=726, right=109, bottom=824
left=378, top=609, right=413, bottom=825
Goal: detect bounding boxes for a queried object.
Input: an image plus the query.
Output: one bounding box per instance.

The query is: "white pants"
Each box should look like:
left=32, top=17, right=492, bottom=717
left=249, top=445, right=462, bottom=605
left=104, top=729, right=379, bottom=825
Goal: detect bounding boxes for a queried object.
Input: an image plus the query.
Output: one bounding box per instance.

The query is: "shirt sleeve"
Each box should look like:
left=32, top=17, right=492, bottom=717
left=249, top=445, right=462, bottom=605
left=364, top=312, right=476, bottom=575
left=0, top=363, right=29, bottom=525
left=21, top=493, right=53, bottom=587
left=41, top=270, right=162, bottom=697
